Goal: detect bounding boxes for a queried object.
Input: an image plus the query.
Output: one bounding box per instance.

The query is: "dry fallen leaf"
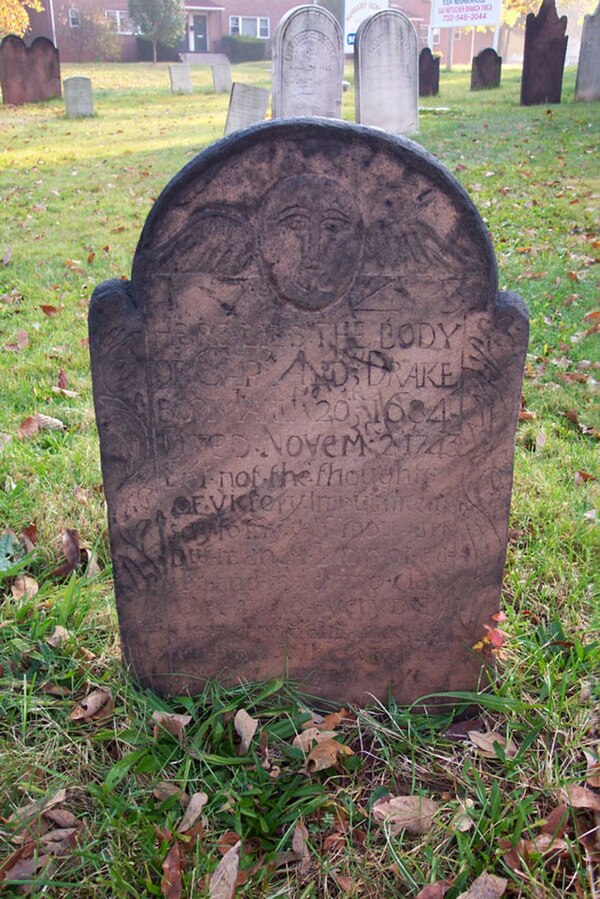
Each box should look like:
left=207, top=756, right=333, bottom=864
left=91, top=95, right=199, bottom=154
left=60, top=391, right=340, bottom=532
left=305, top=738, right=354, bottom=773
left=152, top=711, right=192, bottom=744
left=416, top=882, right=454, bottom=899
left=583, top=749, right=600, bottom=788
left=152, top=782, right=190, bottom=806
left=468, top=731, right=517, bottom=760
left=209, top=840, right=240, bottom=899
left=177, top=792, right=208, bottom=833
left=0, top=848, right=56, bottom=888
left=7, top=788, right=68, bottom=828
left=18, top=412, right=65, bottom=440
left=71, top=687, right=113, bottom=722
left=46, top=625, right=71, bottom=648
left=561, top=785, right=600, bottom=811
left=372, top=795, right=438, bottom=835
left=320, top=708, right=353, bottom=730
left=451, top=799, right=475, bottom=833
left=456, top=872, right=507, bottom=898
left=11, top=574, right=39, bottom=600
left=161, top=842, right=184, bottom=899
left=293, top=728, right=338, bottom=752
left=234, top=708, right=258, bottom=755
left=40, top=304, right=59, bottom=316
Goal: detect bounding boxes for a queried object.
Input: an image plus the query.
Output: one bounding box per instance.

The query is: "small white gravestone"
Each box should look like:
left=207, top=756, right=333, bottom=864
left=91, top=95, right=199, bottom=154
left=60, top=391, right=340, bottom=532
left=575, top=1, right=600, bottom=101
left=354, top=9, right=418, bottom=134
left=224, top=82, right=270, bottom=135
left=63, top=76, right=93, bottom=117
left=212, top=62, right=232, bottom=94
left=169, top=64, right=192, bottom=95
left=272, top=5, right=343, bottom=119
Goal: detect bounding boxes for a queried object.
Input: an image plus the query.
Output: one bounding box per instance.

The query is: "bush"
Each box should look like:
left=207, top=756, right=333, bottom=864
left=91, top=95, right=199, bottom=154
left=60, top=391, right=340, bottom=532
left=221, top=35, right=266, bottom=63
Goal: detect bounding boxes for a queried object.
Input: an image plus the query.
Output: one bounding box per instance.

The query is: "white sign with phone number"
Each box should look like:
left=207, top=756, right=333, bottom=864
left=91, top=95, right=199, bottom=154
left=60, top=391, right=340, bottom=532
left=430, top=0, right=501, bottom=28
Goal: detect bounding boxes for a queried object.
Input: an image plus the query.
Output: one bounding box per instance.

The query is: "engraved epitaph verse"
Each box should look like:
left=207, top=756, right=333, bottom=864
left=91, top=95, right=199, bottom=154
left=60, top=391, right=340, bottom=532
left=89, top=120, right=528, bottom=704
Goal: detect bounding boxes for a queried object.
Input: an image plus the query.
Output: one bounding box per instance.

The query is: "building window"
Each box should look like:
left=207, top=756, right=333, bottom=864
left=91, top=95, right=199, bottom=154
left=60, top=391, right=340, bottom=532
left=229, top=15, right=269, bottom=38
left=432, top=28, right=440, bottom=45
left=105, top=9, right=136, bottom=34
left=68, top=8, right=80, bottom=27
left=454, top=29, right=462, bottom=40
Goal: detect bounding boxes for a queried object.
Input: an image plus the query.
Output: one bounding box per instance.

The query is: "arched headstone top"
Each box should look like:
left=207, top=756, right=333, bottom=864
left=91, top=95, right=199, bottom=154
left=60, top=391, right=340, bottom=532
left=133, top=118, right=497, bottom=311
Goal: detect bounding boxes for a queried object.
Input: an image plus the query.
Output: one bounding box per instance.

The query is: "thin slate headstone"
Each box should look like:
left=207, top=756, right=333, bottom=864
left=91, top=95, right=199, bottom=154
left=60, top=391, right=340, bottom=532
left=64, top=76, right=93, bottom=117
left=169, top=63, right=193, bottom=95
left=520, top=0, right=568, bottom=106
left=354, top=10, right=418, bottom=135
left=212, top=62, right=232, bottom=94
left=419, top=47, right=440, bottom=97
left=0, top=35, right=61, bottom=106
left=575, top=0, right=600, bottom=101
left=89, top=119, right=528, bottom=705
left=471, top=48, right=502, bottom=91
left=224, top=83, right=270, bottom=135
left=272, top=5, right=343, bottom=119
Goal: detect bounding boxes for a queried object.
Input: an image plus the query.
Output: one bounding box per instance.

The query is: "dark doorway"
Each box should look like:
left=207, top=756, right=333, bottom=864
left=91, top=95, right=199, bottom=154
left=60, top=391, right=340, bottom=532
left=193, top=15, right=208, bottom=52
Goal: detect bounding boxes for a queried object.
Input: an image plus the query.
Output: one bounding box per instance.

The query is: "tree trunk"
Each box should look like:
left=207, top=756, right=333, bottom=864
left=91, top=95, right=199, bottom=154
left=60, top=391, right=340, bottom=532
left=153, top=38, right=157, bottom=64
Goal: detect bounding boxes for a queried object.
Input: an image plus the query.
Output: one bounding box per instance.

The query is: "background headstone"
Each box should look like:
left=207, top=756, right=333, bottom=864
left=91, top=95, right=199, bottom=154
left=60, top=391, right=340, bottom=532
left=520, top=0, right=568, bottom=106
left=89, top=119, right=528, bottom=705
left=169, top=63, right=193, bottom=95
left=212, top=62, right=232, bottom=94
left=575, top=0, right=600, bottom=101
left=354, top=10, right=418, bottom=134
left=0, top=35, right=61, bottom=106
left=419, top=47, right=440, bottom=97
left=64, top=76, right=93, bottom=117
left=272, top=5, right=343, bottom=119
left=471, top=48, right=502, bottom=91
left=224, top=83, right=270, bottom=135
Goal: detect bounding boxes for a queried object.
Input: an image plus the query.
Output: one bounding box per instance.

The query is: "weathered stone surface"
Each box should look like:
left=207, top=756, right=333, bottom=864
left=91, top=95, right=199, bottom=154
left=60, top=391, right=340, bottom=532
left=224, top=83, right=270, bottom=135
left=169, top=63, right=192, bottom=95
left=575, top=1, right=600, bottom=101
left=64, top=76, right=93, bottom=117
left=355, top=10, right=418, bottom=134
left=272, top=6, right=343, bottom=119
left=0, top=35, right=61, bottom=106
left=212, top=61, right=232, bottom=94
left=419, top=47, right=440, bottom=97
left=89, top=119, right=528, bottom=705
left=520, top=0, right=568, bottom=106
left=471, top=48, right=502, bottom=91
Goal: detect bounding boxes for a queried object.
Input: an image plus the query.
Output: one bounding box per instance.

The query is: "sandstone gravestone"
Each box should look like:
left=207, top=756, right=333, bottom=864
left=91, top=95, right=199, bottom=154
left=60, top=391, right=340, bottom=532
left=521, top=0, right=568, bottom=106
left=272, top=6, right=343, bottom=119
left=419, top=47, right=440, bottom=97
left=64, top=76, right=93, bottom=117
left=354, top=10, right=418, bottom=135
left=212, top=62, right=232, bottom=94
left=224, top=83, right=270, bottom=136
left=0, top=35, right=61, bottom=106
left=471, top=48, right=502, bottom=91
left=89, top=119, right=528, bottom=704
left=169, top=64, right=192, bottom=95
left=575, top=1, right=600, bottom=101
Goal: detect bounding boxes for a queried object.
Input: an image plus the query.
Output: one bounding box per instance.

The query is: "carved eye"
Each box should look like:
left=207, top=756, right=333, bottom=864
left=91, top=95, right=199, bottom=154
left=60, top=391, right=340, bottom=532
left=281, top=214, right=309, bottom=233
left=321, top=215, right=349, bottom=235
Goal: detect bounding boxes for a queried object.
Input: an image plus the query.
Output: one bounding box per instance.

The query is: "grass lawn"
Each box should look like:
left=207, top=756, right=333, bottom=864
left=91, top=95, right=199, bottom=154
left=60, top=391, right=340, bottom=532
left=0, top=61, right=599, bottom=897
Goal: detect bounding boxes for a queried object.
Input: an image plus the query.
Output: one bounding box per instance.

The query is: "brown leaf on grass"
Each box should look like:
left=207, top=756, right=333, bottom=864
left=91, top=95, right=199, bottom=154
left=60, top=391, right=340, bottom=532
left=518, top=410, right=536, bottom=421
left=234, top=708, right=258, bottom=755
left=152, top=711, right=192, bottom=744
left=161, top=842, right=184, bottom=899
left=8, top=788, right=68, bottom=827
left=209, top=840, right=240, bottom=899
left=535, top=430, right=547, bottom=453
left=293, top=728, right=338, bottom=751
left=3, top=329, right=29, bottom=352
left=216, top=832, right=241, bottom=855
left=152, top=783, right=190, bottom=806
left=456, top=872, right=507, bottom=898
left=40, top=681, right=71, bottom=697
left=574, top=470, right=597, bottom=486
left=57, top=369, right=69, bottom=389
left=22, top=523, right=38, bottom=552
left=416, top=882, right=454, bottom=899
left=468, top=731, right=517, bottom=759
left=0, top=847, right=55, bottom=888
left=305, top=738, right=354, bottom=773
left=583, top=310, right=600, bottom=323
left=40, top=304, right=59, bottom=316
left=563, top=408, right=580, bottom=426
left=445, top=716, right=486, bottom=741
left=2, top=246, right=12, bottom=266
left=18, top=412, right=65, bottom=441
left=584, top=749, right=600, bottom=788
left=51, top=529, right=82, bottom=578
left=177, top=792, right=208, bottom=833
left=11, top=575, right=39, bottom=600
left=372, top=795, right=438, bottom=835
left=523, top=833, right=569, bottom=856
left=70, top=687, right=113, bottom=722
left=292, top=820, right=310, bottom=860
left=320, top=708, right=354, bottom=730
left=541, top=804, right=569, bottom=838
left=87, top=252, right=95, bottom=264
left=561, top=785, right=600, bottom=811
left=46, top=625, right=71, bottom=648
left=568, top=271, right=581, bottom=283
left=73, top=486, right=89, bottom=505
left=43, top=808, right=79, bottom=829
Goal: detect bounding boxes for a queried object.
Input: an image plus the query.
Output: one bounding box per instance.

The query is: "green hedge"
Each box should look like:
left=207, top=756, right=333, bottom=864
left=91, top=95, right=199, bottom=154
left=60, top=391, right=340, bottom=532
left=221, top=35, right=267, bottom=63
